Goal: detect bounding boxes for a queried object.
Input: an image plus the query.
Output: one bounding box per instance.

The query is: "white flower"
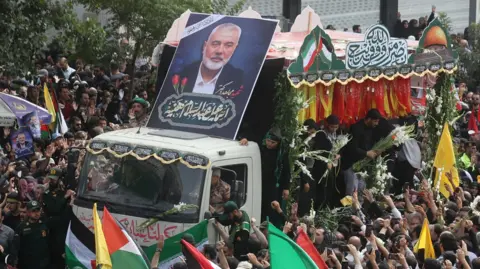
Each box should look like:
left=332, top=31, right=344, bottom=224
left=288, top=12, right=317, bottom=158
left=290, top=139, right=295, bottom=148
left=471, top=196, right=480, bottom=217
left=173, top=202, right=186, bottom=211
left=295, top=160, right=313, bottom=180
left=436, top=131, right=441, bottom=136
left=356, top=171, right=368, bottom=178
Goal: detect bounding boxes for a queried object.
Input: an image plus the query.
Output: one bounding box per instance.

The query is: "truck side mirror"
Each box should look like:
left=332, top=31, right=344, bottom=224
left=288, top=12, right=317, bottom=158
left=204, top=211, right=212, bottom=220
left=231, top=180, right=245, bottom=206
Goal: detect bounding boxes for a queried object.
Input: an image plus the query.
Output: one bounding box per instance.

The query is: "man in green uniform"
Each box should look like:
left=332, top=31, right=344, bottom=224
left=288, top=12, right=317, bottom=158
left=219, top=201, right=251, bottom=259
left=14, top=200, right=50, bottom=269
left=42, top=167, right=74, bottom=269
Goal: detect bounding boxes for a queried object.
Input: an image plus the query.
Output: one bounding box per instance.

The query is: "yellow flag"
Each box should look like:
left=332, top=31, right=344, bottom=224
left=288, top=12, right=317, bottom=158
left=93, top=203, right=112, bottom=268
left=433, top=123, right=459, bottom=198
left=413, top=218, right=436, bottom=259
left=43, top=84, right=56, bottom=130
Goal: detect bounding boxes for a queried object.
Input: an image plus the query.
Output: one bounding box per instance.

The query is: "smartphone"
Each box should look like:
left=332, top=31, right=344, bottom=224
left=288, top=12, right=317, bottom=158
left=365, top=224, right=373, bottom=238
left=339, top=245, right=350, bottom=252
left=366, top=245, right=373, bottom=254
left=327, top=248, right=333, bottom=256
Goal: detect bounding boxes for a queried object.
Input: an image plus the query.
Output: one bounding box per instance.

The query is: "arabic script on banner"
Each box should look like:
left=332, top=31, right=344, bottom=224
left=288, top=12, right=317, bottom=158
left=346, top=25, right=408, bottom=69
left=78, top=211, right=179, bottom=244
left=158, top=93, right=236, bottom=129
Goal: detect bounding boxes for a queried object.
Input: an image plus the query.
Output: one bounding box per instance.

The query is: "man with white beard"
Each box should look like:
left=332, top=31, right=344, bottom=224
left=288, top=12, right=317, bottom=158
left=170, top=23, right=245, bottom=96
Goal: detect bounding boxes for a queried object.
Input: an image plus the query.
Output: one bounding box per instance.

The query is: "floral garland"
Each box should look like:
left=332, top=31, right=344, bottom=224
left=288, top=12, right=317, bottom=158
left=423, top=73, right=458, bottom=185
left=272, top=72, right=308, bottom=217
left=357, top=155, right=395, bottom=196
left=137, top=203, right=198, bottom=230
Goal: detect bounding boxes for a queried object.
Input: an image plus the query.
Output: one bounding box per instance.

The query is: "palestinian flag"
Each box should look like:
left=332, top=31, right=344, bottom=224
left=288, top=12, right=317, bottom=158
left=102, top=207, right=150, bottom=269
left=153, top=220, right=209, bottom=268
left=319, top=36, right=333, bottom=66
left=65, top=213, right=96, bottom=269
left=181, top=239, right=221, bottom=269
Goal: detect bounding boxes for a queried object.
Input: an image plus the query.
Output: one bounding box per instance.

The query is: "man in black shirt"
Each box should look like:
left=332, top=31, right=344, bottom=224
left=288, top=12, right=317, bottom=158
left=341, top=109, right=383, bottom=195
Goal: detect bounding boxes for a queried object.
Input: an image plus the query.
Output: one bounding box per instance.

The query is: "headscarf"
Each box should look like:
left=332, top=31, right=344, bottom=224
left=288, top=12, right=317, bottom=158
left=262, top=127, right=284, bottom=189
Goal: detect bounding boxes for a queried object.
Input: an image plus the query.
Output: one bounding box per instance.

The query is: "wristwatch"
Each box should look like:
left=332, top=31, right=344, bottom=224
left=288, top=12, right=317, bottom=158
left=155, top=248, right=162, bottom=253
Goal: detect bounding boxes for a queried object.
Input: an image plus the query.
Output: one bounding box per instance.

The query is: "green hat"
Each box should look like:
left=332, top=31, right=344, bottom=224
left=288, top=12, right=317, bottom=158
left=27, top=200, right=41, bottom=211
left=129, top=97, right=148, bottom=108
left=223, top=201, right=239, bottom=214
left=48, top=167, right=62, bottom=180
left=176, top=233, right=195, bottom=245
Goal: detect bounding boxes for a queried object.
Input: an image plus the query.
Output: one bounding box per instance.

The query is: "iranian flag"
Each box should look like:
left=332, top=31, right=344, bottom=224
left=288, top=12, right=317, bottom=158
left=301, top=34, right=320, bottom=72
left=65, top=213, right=96, bottom=269
left=102, top=207, right=150, bottom=269
left=301, top=34, right=333, bottom=72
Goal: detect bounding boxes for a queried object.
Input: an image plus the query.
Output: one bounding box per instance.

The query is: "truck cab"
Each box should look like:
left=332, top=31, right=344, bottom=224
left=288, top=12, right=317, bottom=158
left=72, top=127, right=262, bottom=250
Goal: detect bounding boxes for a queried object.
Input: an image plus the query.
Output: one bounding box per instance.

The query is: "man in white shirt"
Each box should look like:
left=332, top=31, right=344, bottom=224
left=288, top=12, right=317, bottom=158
left=171, top=23, right=245, bottom=96
left=58, top=57, right=76, bottom=81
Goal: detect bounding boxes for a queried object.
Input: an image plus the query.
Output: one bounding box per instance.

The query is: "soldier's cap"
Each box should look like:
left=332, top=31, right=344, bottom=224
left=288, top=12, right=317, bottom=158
left=129, top=97, right=148, bottom=108
left=48, top=167, right=62, bottom=180
left=223, top=201, right=239, bottom=214
left=27, top=200, right=41, bottom=211
left=6, top=192, right=19, bottom=203
left=176, top=233, right=195, bottom=245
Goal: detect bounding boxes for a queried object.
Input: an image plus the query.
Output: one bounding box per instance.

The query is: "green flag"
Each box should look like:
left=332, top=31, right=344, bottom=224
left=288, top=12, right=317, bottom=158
left=268, top=223, right=319, bottom=269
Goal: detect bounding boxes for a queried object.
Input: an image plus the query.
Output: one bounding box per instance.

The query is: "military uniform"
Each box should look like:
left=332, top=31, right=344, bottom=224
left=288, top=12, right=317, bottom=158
left=126, top=115, right=149, bottom=128
left=3, top=193, right=21, bottom=231
left=15, top=201, right=50, bottom=269
left=42, top=168, right=70, bottom=269
left=221, top=201, right=251, bottom=259
left=210, top=179, right=231, bottom=212
left=43, top=168, right=68, bottom=216
left=125, top=97, right=149, bottom=128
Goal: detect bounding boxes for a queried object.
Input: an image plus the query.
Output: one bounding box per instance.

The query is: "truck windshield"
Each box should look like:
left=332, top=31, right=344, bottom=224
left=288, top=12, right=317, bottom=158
left=77, top=151, right=206, bottom=222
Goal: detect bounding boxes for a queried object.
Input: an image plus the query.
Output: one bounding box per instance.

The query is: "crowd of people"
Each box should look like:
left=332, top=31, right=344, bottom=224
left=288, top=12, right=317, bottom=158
left=146, top=80, right=480, bottom=269
left=0, top=15, right=478, bottom=269
left=0, top=57, right=155, bottom=269
left=146, top=78, right=480, bottom=269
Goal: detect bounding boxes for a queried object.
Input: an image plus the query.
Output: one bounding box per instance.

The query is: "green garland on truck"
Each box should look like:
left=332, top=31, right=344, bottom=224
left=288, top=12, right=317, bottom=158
left=272, top=72, right=312, bottom=219
left=423, top=73, right=459, bottom=184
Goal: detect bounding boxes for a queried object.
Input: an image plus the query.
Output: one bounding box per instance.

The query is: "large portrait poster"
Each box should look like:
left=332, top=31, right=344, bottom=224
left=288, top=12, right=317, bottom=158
left=11, top=128, right=34, bottom=159
left=147, top=13, right=278, bottom=139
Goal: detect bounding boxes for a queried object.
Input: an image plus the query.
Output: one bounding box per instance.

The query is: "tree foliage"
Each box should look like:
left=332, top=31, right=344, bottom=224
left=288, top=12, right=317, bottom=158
left=74, top=0, right=245, bottom=86
left=51, top=5, right=113, bottom=65
left=457, top=23, right=480, bottom=89
left=0, top=0, right=74, bottom=76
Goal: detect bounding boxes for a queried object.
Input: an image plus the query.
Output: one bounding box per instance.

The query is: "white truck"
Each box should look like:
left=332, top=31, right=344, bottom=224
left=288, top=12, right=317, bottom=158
left=72, top=127, right=263, bottom=255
